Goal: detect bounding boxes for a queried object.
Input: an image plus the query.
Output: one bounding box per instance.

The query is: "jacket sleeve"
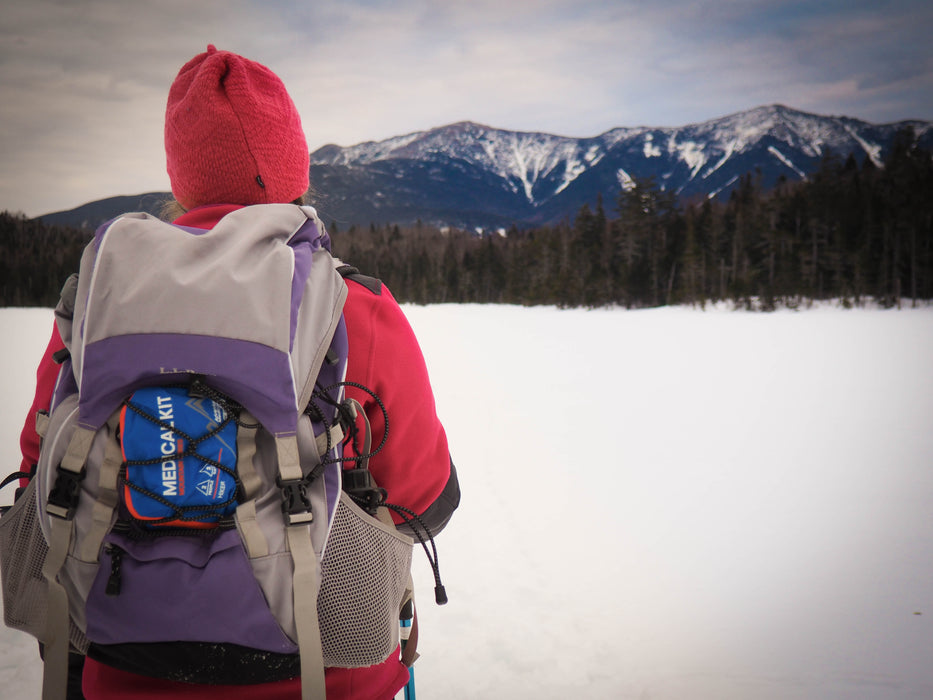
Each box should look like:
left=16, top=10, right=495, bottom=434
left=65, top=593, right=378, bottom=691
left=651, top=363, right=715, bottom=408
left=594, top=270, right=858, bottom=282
left=19, top=321, right=66, bottom=477
left=341, top=279, right=460, bottom=535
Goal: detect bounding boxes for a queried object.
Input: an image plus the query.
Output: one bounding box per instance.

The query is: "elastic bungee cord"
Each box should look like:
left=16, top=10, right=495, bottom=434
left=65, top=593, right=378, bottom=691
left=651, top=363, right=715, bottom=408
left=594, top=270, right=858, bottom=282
left=119, top=380, right=243, bottom=526
left=308, top=380, right=448, bottom=605
left=380, top=501, right=448, bottom=605
left=306, top=380, right=389, bottom=467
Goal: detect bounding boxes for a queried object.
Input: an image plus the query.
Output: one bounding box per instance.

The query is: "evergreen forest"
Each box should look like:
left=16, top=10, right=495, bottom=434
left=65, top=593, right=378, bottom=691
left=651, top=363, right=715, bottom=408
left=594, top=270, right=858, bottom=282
left=2, top=127, right=931, bottom=310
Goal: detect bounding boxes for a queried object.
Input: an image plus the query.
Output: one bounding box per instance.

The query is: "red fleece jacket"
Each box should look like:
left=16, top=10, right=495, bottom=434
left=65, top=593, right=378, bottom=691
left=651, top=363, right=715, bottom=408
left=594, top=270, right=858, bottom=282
left=18, top=204, right=454, bottom=700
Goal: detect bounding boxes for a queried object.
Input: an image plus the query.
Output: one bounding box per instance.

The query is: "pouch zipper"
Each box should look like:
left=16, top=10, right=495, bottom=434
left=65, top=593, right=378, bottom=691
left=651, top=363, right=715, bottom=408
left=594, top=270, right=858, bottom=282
left=105, top=544, right=125, bottom=596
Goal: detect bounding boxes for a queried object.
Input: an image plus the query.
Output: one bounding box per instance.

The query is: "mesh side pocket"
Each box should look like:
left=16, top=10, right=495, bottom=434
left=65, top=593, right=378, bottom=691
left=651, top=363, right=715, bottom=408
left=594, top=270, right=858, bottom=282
left=319, top=493, right=413, bottom=668
left=0, top=479, right=90, bottom=653
left=0, top=479, right=49, bottom=640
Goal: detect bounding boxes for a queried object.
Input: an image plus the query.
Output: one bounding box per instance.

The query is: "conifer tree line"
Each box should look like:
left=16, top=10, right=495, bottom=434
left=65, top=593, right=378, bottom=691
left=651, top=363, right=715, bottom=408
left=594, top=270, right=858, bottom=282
left=330, top=127, right=933, bottom=309
left=1, top=127, right=930, bottom=310
left=0, top=212, right=91, bottom=307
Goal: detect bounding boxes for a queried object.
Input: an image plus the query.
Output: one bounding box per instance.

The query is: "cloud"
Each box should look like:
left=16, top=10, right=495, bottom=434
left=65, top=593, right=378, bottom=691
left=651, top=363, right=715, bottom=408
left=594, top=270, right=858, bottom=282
left=584, top=0, right=933, bottom=125
left=0, top=0, right=930, bottom=217
left=0, top=0, right=276, bottom=216
left=277, top=1, right=673, bottom=140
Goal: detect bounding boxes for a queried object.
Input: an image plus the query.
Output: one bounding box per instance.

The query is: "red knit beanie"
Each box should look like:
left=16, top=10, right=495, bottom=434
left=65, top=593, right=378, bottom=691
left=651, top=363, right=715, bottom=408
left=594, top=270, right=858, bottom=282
left=164, top=45, right=309, bottom=210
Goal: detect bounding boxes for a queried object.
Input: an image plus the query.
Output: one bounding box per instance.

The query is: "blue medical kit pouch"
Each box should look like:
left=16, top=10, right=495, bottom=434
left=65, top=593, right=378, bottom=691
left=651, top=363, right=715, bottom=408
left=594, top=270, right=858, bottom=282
left=119, top=386, right=238, bottom=527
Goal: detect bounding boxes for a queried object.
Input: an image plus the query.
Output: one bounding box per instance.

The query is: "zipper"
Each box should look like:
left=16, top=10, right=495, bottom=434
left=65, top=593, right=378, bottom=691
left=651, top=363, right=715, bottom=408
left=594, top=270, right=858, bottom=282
left=111, top=518, right=237, bottom=540
left=105, top=544, right=124, bottom=596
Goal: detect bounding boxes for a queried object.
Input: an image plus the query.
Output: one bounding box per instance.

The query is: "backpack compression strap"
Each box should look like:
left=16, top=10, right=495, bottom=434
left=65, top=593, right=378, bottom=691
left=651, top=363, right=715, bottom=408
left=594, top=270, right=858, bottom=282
left=276, top=434, right=327, bottom=700
left=42, top=425, right=95, bottom=700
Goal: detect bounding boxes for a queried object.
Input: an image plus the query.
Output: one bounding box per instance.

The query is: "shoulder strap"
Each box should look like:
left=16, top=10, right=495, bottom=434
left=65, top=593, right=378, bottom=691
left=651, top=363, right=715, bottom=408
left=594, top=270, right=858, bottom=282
left=335, top=262, right=383, bottom=295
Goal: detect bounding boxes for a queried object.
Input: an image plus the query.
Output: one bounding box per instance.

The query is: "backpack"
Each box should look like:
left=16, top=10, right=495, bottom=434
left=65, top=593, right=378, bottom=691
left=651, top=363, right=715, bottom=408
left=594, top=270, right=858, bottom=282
left=0, top=204, right=418, bottom=700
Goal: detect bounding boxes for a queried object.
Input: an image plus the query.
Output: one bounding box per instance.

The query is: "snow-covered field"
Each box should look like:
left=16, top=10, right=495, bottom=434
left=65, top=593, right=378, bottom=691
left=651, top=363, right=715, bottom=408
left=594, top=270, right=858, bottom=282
left=2, top=303, right=932, bottom=699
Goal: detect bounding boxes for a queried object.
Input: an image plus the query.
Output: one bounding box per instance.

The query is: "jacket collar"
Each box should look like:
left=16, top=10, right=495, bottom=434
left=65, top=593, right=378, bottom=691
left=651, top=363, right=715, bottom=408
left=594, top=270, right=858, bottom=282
left=172, top=203, right=244, bottom=229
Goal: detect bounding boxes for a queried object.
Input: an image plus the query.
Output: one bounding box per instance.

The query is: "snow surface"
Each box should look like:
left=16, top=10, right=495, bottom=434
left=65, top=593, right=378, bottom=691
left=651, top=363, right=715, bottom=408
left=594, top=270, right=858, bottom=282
left=617, top=167, right=636, bottom=192
left=2, top=304, right=933, bottom=699
left=643, top=134, right=662, bottom=158
left=767, top=145, right=806, bottom=179
left=673, top=138, right=707, bottom=180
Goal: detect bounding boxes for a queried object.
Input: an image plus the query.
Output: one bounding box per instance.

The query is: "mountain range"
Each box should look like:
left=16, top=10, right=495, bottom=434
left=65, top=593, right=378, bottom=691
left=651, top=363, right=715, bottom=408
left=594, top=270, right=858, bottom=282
left=39, top=104, right=932, bottom=231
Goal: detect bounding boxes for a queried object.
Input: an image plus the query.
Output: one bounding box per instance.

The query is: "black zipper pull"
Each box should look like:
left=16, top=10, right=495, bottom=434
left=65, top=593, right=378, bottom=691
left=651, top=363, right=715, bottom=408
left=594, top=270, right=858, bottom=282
left=105, top=544, right=124, bottom=596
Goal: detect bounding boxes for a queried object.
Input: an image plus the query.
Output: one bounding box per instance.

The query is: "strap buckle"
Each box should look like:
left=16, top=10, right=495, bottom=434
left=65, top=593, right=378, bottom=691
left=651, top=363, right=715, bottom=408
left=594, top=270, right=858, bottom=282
left=279, top=478, right=313, bottom=525
left=342, top=468, right=387, bottom=515
left=46, top=466, right=86, bottom=520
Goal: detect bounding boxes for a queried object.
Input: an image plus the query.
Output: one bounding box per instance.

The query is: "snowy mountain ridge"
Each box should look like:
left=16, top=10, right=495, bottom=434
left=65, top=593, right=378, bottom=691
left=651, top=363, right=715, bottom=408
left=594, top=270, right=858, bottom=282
left=313, top=120, right=607, bottom=204
left=310, top=104, right=931, bottom=218
left=39, top=105, right=932, bottom=231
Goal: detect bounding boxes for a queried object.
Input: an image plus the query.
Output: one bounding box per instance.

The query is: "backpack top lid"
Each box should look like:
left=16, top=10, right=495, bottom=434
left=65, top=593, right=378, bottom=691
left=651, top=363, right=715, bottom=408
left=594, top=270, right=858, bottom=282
left=67, top=204, right=341, bottom=435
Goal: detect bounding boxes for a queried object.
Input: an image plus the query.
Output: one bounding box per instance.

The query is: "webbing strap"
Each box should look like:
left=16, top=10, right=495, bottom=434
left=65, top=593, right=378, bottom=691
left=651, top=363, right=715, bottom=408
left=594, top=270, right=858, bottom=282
left=286, top=524, right=327, bottom=700
left=401, top=608, right=421, bottom=668
left=35, top=410, right=51, bottom=440
left=275, top=433, right=326, bottom=698
left=41, top=516, right=73, bottom=700
left=78, top=416, right=122, bottom=562
left=42, top=426, right=94, bottom=700
left=236, top=500, right=268, bottom=558
left=60, top=427, right=93, bottom=474
left=400, top=573, right=419, bottom=667
left=315, top=424, right=344, bottom=459
left=234, top=412, right=270, bottom=557
left=276, top=436, right=303, bottom=483
left=236, top=413, right=262, bottom=498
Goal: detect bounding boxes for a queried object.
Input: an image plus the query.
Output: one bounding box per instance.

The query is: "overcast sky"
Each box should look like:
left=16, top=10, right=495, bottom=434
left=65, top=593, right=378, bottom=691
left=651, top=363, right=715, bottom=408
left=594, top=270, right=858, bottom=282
left=2, top=0, right=931, bottom=218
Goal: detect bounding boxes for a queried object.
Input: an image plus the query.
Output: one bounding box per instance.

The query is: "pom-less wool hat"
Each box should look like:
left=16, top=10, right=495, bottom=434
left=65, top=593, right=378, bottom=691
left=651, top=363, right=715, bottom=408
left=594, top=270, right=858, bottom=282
left=165, top=45, right=309, bottom=210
